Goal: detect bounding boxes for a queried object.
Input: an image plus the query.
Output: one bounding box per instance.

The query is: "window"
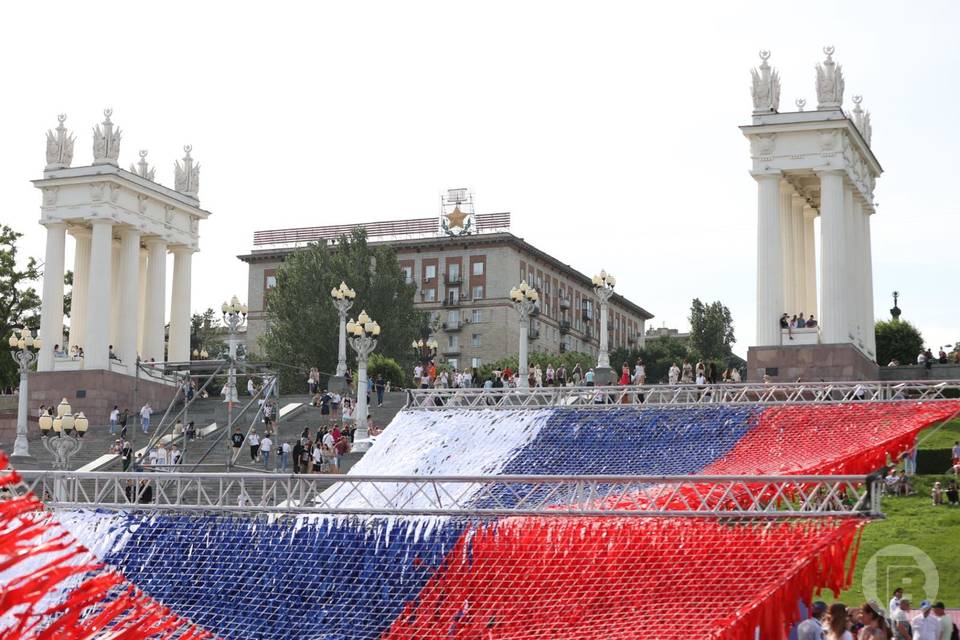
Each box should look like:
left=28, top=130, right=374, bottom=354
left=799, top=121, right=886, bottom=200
left=447, top=335, right=459, bottom=349
left=471, top=309, right=483, bottom=323
left=447, top=310, right=460, bottom=323
left=472, top=285, right=484, bottom=299
left=472, top=261, right=484, bottom=276
left=448, top=358, right=459, bottom=370
left=448, top=263, right=460, bottom=280
left=424, top=288, right=436, bottom=302
left=471, top=357, right=481, bottom=368
left=447, top=288, right=460, bottom=304
left=265, top=275, right=277, bottom=288
left=424, top=264, right=436, bottom=280
left=401, top=266, right=413, bottom=283
left=472, top=333, right=481, bottom=347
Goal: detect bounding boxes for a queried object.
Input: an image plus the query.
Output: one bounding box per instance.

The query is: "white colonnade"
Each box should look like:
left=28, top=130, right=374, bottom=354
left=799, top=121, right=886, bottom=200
left=34, top=110, right=207, bottom=374
left=746, top=48, right=880, bottom=361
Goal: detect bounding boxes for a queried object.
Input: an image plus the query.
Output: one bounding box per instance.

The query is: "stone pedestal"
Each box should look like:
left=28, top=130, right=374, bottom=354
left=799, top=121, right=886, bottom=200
left=26, top=369, right=179, bottom=427
left=327, top=375, right=349, bottom=394
left=747, top=343, right=879, bottom=382
left=593, top=366, right=614, bottom=386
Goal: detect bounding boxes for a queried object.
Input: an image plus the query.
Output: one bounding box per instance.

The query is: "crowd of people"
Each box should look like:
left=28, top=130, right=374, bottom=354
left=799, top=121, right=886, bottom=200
left=796, top=597, right=957, bottom=639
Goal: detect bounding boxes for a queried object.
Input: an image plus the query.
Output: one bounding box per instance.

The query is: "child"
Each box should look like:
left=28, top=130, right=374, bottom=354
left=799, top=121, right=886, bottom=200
left=932, top=481, right=943, bottom=505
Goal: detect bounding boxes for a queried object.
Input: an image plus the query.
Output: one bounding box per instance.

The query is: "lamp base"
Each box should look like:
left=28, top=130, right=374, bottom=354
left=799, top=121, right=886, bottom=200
left=327, top=375, right=349, bottom=394
left=592, top=366, right=614, bottom=386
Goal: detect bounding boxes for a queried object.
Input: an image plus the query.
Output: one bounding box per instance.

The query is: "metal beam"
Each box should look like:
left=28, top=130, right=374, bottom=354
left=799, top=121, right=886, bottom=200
left=406, top=381, right=960, bottom=409
left=7, top=470, right=881, bottom=519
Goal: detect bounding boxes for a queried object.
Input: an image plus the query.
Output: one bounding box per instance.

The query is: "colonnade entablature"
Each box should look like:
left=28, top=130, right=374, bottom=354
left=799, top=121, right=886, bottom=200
left=742, top=48, right=882, bottom=361
left=33, top=109, right=210, bottom=375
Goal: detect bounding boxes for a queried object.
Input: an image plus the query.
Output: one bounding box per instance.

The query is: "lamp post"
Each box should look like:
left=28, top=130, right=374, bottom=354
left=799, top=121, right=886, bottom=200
left=9, top=328, right=41, bottom=458
left=347, top=310, right=380, bottom=450
left=192, top=348, right=209, bottom=360
left=509, top=281, right=539, bottom=389
left=592, top=270, right=616, bottom=384
left=221, top=297, right=246, bottom=468
left=40, top=398, right=88, bottom=470
left=330, top=281, right=356, bottom=392
left=411, top=338, right=438, bottom=365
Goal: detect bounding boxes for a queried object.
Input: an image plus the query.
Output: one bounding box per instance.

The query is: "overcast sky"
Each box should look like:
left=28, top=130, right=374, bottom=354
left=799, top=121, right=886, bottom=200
left=3, top=1, right=958, bottom=357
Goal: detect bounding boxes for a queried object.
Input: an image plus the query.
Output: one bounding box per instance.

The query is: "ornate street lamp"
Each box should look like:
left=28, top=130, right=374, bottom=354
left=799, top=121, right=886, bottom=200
left=591, top=270, right=616, bottom=377
left=411, top=338, right=438, bottom=363
left=509, top=281, right=539, bottom=388
left=347, top=310, right=380, bottom=449
left=9, top=328, right=41, bottom=458
left=330, top=281, right=356, bottom=386
left=40, top=398, right=88, bottom=470
left=192, top=348, right=209, bottom=360
left=221, top=296, right=247, bottom=404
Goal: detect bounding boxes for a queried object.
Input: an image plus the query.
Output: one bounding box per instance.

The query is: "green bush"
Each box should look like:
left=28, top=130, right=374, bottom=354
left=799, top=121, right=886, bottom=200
left=367, top=353, right=405, bottom=389
left=875, top=319, right=924, bottom=366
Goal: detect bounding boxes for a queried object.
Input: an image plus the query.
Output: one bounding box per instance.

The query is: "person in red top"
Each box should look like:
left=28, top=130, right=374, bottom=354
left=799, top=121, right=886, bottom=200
left=619, top=362, right=631, bottom=385
left=331, top=425, right=341, bottom=443
left=428, top=363, right=438, bottom=384
left=502, top=366, right=513, bottom=383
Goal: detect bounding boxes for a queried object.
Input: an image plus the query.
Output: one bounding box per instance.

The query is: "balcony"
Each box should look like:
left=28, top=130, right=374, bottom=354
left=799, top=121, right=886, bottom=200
left=443, top=320, right=462, bottom=332
left=528, top=327, right=540, bottom=340
left=559, top=320, right=571, bottom=334
left=585, top=325, right=594, bottom=340
left=581, top=310, right=593, bottom=323
left=442, top=296, right=461, bottom=307
left=442, top=345, right=461, bottom=356
left=559, top=296, right=571, bottom=310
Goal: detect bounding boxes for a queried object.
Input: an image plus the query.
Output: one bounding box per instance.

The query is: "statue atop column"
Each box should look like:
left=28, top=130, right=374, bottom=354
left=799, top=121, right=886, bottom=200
left=174, top=145, right=200, bottom=198
left=45, top=114, right=75, bottom=170
left=130, top=149, right=156, bottom=181
left=92, top=108, right=122, bottom=166
left=815, top=46, right=844, bottom=110
left=750, top=50, right=781, bottom=114
left=850, top=95, right=874, bottom=147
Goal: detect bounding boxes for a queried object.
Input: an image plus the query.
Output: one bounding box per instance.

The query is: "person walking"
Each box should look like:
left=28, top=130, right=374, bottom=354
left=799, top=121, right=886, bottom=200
left=668, top=362, right=680, bottom=385
left=139, top=403, right=152, bottom=434
left=231, top=428, right=244, bottom=460
left=278, top=441, right=291, bottom=473
left=375, top=375, right=385, bottom=407
left=248, top=431, right=261, bottom=462
left=259, top=434, right=272, bottom=471
left=119, top=407, right=130, bottom=438
left=120, top=439, right=133, bottom=471
left=109, top=406, right=120, bottom=435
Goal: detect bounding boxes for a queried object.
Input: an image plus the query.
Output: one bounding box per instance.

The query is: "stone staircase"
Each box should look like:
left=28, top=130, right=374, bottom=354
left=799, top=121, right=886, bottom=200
left=6, top=391, right=409, bottom=472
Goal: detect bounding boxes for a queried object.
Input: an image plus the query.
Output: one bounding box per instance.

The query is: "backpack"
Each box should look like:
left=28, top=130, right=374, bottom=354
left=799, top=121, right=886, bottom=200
left=951, top=622, right=959, bottom=640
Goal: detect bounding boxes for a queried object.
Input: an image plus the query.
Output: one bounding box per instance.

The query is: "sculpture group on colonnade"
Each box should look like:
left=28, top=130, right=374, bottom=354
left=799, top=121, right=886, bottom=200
left=36, top=109, right=211, bottom=375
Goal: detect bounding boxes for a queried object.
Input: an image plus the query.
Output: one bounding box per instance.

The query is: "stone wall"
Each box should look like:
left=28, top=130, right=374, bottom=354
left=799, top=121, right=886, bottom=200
left=26, top=369, right=179, bottom=426
left=879, top=363, right=960, bottom=382
left=747, top=343, right=880, bottom=382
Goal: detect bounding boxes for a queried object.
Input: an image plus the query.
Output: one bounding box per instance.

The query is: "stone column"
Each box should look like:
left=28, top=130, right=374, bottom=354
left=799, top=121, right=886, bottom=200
left=109, top=240, right=121, bottom=351
left=167, top=247, right=193, bottom=362
left=802, top=206, right=818, bottom=320
left=70, top=229, right=91, bottom=351
left=779, top=181, right=796, bottom=317
left=818, top=170, right=847, bottom=344
left=137, top=248, right=147, bottom=356
left=143, top=238, right=167, bottom=362
left=84, top=219, right=114, bottom=369
left=755, top=172, right=783, bottom=345
left=851, top=197, right=866, bottom=348
left=864, top=209, right=877, bottom=359
left=118, top=227, right=141, bottom=365
left=791, top=194, right=806, bottom=315
left=843, top=185, right=858, bottom=343
left=37, top=222, right=67, bottom=371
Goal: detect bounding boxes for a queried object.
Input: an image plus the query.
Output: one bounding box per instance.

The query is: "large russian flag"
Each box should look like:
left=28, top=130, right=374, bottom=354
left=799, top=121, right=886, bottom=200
left=2, top=400, right=956, bottom=639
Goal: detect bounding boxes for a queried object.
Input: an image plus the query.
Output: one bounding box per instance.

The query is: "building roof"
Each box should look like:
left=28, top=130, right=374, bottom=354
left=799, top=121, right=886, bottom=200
left=238, top=230, right=654, bottom=321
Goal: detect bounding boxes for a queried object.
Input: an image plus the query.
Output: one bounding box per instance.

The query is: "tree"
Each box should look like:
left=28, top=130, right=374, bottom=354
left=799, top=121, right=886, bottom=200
left=367, top=353, right=405, bottom=389
left=262, top=229, right=425, bottom=390
left=875, top=319, right=923, bottom=366
left=190, top=308, right=227, bottom=358
left=609, top=336, right=696, bottom=384
left=0, top=226, right=42, bottom=390
left=688, top=298, right=735, bottom=362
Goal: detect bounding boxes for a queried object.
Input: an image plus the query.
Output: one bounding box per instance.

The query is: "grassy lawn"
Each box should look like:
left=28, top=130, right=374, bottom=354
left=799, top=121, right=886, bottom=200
left=918, top=418, right=960, bottom=450
left=837, top=475, right=960, bottom=606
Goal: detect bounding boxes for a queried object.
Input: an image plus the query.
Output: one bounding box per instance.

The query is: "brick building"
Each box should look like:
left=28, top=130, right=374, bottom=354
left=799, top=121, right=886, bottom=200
left=238, top=211, right=653, bottom=370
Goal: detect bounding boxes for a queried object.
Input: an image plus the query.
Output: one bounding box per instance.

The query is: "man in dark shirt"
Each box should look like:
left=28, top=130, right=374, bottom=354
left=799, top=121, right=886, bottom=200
left=292, top=439, right=304, bottom=474
left=231, top=428, right=244, bottom=460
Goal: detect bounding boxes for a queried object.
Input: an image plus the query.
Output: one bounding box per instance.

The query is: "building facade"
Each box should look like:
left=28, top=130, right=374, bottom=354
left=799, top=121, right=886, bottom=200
left=239, top=213, right=653, bottom=370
